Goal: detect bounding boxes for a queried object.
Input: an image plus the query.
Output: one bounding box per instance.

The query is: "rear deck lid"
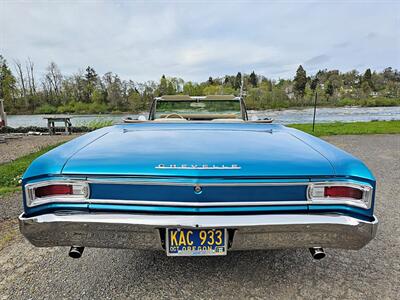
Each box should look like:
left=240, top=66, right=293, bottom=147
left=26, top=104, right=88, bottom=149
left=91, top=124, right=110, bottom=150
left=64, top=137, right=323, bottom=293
left=61, top=126, right=334, bottom=178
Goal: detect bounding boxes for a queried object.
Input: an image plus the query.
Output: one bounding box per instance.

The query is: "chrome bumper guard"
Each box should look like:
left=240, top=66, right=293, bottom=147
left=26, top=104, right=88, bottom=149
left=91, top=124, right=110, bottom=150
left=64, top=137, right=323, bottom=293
left=19, top=213, right=378, bottom=250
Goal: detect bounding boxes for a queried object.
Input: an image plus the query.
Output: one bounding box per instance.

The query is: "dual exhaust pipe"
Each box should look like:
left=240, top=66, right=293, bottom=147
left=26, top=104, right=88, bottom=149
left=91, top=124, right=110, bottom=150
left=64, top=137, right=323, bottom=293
left=69, top=246, right=84, bottom=259
left=68, top=246, right=325, bottom=259
left=309, top=247, right=326, bottom=260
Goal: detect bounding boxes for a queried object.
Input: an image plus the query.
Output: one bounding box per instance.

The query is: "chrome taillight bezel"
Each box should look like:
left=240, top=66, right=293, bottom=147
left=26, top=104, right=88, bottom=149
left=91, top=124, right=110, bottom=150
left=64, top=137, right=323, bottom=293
left=307, top=182, right=373, bottom=209
left=25, top=180, right=90, bottom=207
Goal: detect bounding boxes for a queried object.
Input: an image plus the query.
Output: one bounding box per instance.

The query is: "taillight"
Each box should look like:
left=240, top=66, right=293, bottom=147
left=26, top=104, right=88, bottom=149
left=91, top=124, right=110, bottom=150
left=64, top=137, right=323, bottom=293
left=308, top=183, right=373, bottom=209
left=35, top=184, right=73, bottom=198
left=324, top=186, right=363, bottom=199
left=25, top=181, right=89, bottom=207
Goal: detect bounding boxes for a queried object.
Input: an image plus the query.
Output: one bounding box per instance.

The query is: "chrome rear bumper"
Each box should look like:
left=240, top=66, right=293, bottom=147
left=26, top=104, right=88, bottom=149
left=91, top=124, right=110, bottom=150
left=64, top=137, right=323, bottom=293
left=19, top=212, right=378, bottom=251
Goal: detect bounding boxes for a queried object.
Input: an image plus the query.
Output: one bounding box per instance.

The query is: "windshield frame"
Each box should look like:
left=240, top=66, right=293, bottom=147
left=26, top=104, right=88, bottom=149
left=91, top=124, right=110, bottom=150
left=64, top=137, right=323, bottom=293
left=148, top=96, right=248, bottom=121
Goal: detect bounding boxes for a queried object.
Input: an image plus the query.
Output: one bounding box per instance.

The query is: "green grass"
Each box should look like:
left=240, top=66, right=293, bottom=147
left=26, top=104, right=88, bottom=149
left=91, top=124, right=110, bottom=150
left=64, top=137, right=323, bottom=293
left=0, top=144, right=62, bottom=196
left=288, top=120, right=400, bottom=137
left=83, top=119, right=114, bottom=130
left=0, top=187, right=20, bottom=195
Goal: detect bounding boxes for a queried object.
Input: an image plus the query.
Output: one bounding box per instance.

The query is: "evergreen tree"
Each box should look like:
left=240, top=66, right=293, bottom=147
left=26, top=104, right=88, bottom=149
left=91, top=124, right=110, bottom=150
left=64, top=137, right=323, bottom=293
left=310, top=77, right=319, bottom=92
left=223, top=76, right=230, bottom=86
left=325, top=81, right=334, bottom=98
left=0, top=55, right=17, bottom=105
left=158, top=75, right=168, bottom=96
left=293, top=65, right=307, bottom=98
left=249, top=71, right=257, bottom=87
left=363, top=68, right=372, bottom=82
left=363, top=68, right=374, bottom=90
left=234, top=72, right=242, bottom=90
left=83, top=66, right=98, bottom=103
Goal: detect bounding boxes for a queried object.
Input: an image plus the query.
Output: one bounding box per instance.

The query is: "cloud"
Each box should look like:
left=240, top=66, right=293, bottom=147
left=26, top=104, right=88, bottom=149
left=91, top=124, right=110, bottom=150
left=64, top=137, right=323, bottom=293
left=1, top=1, right=399, bottom=81
left=304, top=55, right=330, bottom=66
left=366, top=32, right=378, bottom=40
left=333, top=41, right=351, bottom=48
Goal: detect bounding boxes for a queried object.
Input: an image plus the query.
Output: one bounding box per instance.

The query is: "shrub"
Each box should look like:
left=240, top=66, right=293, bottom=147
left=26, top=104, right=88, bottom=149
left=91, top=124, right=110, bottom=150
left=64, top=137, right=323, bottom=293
left=35, top=104, right=58, bottom=114
left=79, top=119, right=114, bottom=130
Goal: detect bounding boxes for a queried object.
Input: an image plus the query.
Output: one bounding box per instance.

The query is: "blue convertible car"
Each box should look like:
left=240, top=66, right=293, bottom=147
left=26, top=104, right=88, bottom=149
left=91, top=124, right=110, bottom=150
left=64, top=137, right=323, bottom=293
left=19, top=95, right=378, bottom=259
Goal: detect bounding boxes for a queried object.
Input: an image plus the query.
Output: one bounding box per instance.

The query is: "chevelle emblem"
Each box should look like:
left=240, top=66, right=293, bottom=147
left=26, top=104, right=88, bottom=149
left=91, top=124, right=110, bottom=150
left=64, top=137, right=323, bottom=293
left=156, top=164, right=241, bottom=170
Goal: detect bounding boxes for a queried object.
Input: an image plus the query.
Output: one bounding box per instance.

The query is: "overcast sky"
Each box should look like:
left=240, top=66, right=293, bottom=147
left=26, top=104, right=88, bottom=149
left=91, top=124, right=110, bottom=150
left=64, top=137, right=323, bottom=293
left=1, top=0, right=399, bottom=82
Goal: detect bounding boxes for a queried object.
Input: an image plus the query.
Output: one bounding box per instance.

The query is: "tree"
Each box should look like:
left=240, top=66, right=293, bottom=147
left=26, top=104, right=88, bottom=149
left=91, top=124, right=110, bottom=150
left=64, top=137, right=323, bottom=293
left=310, top=77, right=319, bottom=92
left=208, top=76, right=214, bottom=85
left=43, top=62, right=63, bottom=104
left=383, top=67, right=395, bottom=82
left=103, top=72, right=125, bottom=110
left=363, top=68, right=372, bottom=82
left=294, top=65, right=307, bottom=98
left=14, top=60, right=27, bottom=98
left=83, top=66, right=98, bottom=103
left=183, top=82, right=204, bottom=96
left=249, top=71, right=257, bottom=87
left=25, top=58, right=36, bottom=96
left=234, top=72, right=242, bottom=90
left=223, top=75, right=231, bottom=87
left=361, top=81, right=372, bottom=95
left=127, top=87, right=144, bottom=112
left=0, top=55, right=17, bottom=106
left=325, top=81, right=334, bottom=98
left=363, top=68, right=374, bottom=90
left=158, top=75, right=168, bottom=96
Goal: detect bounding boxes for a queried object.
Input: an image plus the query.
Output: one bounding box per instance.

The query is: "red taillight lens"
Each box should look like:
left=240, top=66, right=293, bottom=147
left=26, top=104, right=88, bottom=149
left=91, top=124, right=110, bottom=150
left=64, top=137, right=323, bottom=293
left=35, top=184, right=73, bottom=198
left=324, top=186, right=363, bottom=199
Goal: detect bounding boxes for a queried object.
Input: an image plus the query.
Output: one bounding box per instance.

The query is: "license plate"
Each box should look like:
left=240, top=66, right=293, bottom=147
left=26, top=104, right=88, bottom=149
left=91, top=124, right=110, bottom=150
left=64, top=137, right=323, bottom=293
left=166, top=228, right=227, bottom=256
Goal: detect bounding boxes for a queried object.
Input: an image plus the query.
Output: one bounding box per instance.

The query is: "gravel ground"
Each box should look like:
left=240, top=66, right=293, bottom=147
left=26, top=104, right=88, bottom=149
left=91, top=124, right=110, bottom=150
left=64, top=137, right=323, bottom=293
left=0, top=193, right=22, bottom=222
left=0, top=134, right=77, bottom=164
left=0, top=134, right=399, bottom=299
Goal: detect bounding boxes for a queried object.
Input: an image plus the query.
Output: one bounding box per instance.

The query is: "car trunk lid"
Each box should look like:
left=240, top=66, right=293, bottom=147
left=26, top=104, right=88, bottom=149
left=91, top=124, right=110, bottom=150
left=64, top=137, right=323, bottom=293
left=61, top=127, right=334, bottom=178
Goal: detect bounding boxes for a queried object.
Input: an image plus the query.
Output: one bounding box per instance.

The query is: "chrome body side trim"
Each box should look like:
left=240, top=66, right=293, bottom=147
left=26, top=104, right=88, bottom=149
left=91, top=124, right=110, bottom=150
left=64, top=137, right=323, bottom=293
left=86, top=199, right=311, bottom=207
left=23, top=180, right=374, bottom=209
left=19, top=212, right=378, bottom=251
left=86, top=180, right=311, bottom=186
left=26, top=178, right=371, bottom=187
left=155, top=164, right=242, bottom=170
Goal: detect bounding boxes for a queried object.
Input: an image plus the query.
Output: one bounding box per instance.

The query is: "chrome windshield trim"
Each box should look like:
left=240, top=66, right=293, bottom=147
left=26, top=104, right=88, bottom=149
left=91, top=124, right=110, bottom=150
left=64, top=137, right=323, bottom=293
left=87, top=199, right=311, bottom=207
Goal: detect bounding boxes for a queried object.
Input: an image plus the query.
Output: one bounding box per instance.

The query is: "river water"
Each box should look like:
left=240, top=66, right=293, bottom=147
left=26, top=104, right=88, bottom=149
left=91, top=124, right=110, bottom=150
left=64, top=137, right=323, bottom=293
left=6, top=106, right=400, bottom=128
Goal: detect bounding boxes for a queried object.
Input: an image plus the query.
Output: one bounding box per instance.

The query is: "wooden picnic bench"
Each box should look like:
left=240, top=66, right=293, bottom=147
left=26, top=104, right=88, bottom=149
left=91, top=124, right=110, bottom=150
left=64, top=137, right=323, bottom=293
left=44, top=116, right=73, bottom=135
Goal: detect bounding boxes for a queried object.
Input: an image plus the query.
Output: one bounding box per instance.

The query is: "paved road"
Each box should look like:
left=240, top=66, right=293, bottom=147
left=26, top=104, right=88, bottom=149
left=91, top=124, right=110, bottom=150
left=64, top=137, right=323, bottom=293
left=0, top=135, right=399, bottom=299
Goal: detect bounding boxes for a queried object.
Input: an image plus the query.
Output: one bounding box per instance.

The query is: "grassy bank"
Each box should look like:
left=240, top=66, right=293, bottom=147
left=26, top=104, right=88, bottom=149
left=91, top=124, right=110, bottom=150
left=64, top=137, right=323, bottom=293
left=288, top=120, right=400, bottom=137
left=0, top=144, right=61, bottom=196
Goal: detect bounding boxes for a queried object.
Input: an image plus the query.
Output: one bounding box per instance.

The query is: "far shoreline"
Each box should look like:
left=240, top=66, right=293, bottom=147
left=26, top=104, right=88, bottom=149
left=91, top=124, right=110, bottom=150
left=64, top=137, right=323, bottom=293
left=6, top=103, right=400, bottom=116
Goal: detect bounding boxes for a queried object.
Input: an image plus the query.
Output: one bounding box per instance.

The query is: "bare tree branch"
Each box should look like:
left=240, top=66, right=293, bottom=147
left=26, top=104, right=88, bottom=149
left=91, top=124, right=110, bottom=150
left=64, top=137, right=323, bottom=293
left=14, top=59, right=26, bottom=97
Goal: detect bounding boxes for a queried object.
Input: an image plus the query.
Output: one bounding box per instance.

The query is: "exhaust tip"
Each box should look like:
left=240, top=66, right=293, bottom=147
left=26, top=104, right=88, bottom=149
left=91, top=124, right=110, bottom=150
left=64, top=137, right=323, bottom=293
left=69, top=246, right=84, bottom=259
left=309, top=247, right=325, bottom=260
